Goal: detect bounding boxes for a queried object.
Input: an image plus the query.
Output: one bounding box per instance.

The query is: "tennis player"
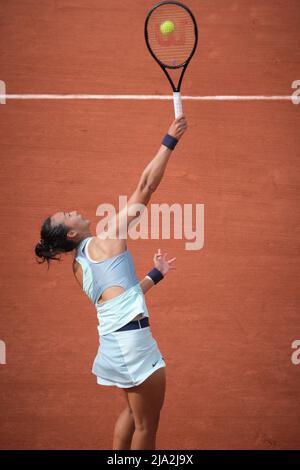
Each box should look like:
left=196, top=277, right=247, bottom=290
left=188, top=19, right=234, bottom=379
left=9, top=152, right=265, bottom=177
left=35, top=115, right=187, bottom=450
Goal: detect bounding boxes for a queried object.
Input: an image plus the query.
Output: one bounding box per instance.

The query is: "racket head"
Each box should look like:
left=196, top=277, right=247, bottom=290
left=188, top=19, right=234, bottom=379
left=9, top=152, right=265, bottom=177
left=145, top=1, right=198, bottom=70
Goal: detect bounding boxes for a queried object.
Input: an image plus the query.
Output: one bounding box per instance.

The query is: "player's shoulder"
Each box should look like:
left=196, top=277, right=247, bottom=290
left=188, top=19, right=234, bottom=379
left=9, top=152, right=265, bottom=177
left=94, top=235, right=127, bottom=251
left=88, top=235, right=128, bottom=259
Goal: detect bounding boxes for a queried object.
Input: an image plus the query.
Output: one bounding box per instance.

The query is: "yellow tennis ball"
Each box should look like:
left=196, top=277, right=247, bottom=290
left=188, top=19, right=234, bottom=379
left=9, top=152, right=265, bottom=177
left=160, top=20, right=175, bottom=35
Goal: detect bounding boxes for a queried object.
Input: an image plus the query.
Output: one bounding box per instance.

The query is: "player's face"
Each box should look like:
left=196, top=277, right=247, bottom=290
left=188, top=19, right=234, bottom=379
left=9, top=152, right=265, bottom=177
left=52, top=211, right=91, bottom=236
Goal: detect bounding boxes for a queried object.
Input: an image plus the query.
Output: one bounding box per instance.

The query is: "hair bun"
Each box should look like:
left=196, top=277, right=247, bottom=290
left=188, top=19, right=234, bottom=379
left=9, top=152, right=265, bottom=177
left=40, top=238, right=49, bottom=249
left=35, top=215, right=77, bottom=268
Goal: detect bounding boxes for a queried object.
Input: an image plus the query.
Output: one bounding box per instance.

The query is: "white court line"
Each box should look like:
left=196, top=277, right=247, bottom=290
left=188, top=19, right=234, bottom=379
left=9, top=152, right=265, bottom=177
left=0, top=94, right=293, bottom=101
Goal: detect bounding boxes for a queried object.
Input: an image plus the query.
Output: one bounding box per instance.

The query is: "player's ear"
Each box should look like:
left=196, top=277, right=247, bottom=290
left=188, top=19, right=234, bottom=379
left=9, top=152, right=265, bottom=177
left=67, top=229, right=78, bottom=241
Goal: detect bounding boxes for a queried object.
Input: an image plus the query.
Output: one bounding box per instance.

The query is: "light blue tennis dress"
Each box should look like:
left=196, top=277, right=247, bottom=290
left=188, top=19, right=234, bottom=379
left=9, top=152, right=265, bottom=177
left=75, top=236, right=166, bottom=388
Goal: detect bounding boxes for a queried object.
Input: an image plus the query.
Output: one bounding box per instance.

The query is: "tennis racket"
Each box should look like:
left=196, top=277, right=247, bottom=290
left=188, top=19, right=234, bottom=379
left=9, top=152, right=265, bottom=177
left=145, top=1, right=198, bottom=117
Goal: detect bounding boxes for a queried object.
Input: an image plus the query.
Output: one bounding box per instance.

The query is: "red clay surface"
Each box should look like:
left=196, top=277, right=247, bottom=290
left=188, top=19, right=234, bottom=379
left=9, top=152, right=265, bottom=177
left=0, top=0, right=300, bottom=450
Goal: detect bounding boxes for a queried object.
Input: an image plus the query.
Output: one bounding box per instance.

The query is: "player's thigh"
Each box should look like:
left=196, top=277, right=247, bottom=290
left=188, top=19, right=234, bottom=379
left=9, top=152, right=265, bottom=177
left=123, top=368, right=166, bottom=429
left=122, top=388, right=133, bottom=412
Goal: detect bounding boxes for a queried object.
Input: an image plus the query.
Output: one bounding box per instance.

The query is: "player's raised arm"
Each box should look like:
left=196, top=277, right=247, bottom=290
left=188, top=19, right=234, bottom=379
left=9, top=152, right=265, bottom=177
left=138, top=115, right=187, bottom=193
left=105, top=116, right=188, bottom=239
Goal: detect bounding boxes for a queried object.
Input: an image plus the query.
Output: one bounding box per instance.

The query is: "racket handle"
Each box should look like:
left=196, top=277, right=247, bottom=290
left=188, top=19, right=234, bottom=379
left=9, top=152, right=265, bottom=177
left=173, top=92, right=183, bottom=118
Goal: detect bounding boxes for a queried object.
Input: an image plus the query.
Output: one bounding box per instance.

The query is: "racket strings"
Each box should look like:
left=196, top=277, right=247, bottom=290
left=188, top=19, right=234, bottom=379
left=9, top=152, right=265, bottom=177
left=146, top=4, right=196, bottom=67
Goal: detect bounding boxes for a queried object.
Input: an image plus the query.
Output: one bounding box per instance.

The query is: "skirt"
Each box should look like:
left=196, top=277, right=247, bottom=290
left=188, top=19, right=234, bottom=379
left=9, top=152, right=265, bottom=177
left=92, top=324, right=166, bottom=388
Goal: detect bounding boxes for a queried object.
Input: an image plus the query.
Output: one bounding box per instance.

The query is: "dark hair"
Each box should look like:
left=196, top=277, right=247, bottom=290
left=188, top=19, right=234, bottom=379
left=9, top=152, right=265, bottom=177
left=35, top=216, right=78, bottom=269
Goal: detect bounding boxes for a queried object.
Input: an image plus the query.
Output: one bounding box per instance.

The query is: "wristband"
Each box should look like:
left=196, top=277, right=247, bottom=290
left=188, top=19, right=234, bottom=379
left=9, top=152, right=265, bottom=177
left=146, top=267, right=164, bottom=285
left=162, top=134, right=178, bottom=150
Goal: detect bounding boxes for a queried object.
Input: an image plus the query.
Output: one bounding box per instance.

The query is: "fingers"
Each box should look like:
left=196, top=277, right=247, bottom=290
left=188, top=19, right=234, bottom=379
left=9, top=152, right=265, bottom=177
left=175, top=116, right=188, bottom=137
left=175, top=114, right=186, bottom=122
left=154, top=249, right=176, bottom=268
left=177, top=126, right=187, bottom=137
left=168, top=115, right=188, bottom=141
left=175, top=115, right=187, bottom=125
left=168, top=257, right=176, bottom=269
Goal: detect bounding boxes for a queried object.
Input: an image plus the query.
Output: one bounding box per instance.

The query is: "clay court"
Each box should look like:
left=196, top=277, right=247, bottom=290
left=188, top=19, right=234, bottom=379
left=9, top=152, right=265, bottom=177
left=0, top=0, right=300, bottom=449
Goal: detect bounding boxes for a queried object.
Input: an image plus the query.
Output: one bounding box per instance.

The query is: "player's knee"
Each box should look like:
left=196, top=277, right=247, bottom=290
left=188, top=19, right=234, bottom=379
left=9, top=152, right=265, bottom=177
left=134, top=412, right=160, bottom=433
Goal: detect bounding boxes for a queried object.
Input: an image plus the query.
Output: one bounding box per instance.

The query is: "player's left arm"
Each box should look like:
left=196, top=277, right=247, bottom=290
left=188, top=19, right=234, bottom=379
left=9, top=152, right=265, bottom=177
left=139, top=249, right=176, bottom=294
left=139, top=276, right=156, bottom=295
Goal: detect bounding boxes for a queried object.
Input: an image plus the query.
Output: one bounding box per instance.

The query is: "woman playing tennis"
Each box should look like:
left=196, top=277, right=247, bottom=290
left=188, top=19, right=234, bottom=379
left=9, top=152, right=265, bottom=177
left=35, top=115, right=187, bottom=450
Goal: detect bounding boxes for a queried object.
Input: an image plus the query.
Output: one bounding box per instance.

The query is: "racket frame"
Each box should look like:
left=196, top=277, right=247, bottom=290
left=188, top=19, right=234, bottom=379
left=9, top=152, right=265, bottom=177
left=145, top=1, right=198, bottom=117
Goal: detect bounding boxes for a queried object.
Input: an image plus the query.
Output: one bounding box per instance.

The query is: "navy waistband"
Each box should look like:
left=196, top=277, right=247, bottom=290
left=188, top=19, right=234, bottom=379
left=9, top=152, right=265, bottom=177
left=115, top=317, right=150, bottom=332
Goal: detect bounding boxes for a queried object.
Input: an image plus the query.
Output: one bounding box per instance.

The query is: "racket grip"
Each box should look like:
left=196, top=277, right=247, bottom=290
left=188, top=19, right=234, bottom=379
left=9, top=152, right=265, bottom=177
left=173, top=92, right=183, bottom=118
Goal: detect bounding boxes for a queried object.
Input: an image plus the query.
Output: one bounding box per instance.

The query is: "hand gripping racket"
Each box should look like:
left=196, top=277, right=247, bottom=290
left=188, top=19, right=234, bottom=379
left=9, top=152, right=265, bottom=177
left=145, top=1, right=198, bottom=117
